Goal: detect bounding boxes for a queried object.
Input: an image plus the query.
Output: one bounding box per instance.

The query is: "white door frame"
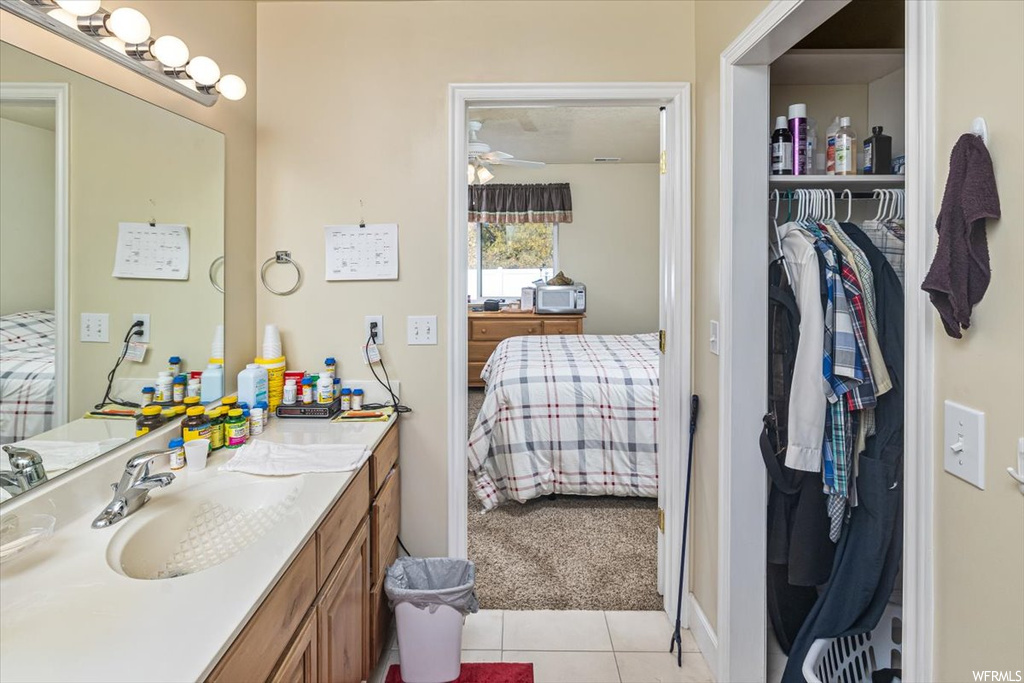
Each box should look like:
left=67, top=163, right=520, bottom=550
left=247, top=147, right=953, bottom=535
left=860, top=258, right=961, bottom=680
left=717, top=2, right=936, bottom=681
left=446, top=82, right=693, bottom=619
left=0, top=83, right=69, bottom=426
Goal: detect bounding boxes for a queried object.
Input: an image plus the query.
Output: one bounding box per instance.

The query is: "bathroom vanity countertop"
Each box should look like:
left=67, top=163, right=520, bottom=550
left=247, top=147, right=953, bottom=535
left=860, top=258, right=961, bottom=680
left=0, top=415, right=397, bottom=683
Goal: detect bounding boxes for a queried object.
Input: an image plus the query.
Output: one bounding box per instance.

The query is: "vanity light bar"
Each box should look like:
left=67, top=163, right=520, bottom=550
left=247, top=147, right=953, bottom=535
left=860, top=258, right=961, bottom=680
left=2, top=0, right=246, bottom=107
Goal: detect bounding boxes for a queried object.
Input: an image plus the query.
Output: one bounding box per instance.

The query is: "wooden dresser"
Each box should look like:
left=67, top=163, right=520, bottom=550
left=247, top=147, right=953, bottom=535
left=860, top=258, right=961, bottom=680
left=468, top=310, right=585, bottom=387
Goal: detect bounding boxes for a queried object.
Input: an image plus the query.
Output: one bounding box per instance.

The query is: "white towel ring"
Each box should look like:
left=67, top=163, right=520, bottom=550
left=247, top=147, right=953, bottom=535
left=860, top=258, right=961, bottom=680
left=260, top=250, right=302, bottom=296
left=209, top=255, right=225, bottom=293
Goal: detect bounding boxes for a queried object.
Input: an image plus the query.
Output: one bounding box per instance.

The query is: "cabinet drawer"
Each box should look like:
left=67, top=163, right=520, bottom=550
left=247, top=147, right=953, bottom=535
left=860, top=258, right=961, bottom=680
left=469, top=318, right=541, bottom=340
left=468, top=341, right=500, bottom=363
left=317, top=464, right=370, bottom=589
left=371, top=467, right=400, bottom=584
left=542, top=319, right=583, bottom=335
left=371, top=422, right=399, bottom=496
left=208, top=539, right=318, bottom=683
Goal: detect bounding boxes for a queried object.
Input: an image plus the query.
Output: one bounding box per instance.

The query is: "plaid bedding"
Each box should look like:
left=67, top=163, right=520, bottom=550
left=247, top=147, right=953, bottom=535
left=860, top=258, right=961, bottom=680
left=1, top=310, right=56, bottom=444
left=468, top=333, right=659, bottom=510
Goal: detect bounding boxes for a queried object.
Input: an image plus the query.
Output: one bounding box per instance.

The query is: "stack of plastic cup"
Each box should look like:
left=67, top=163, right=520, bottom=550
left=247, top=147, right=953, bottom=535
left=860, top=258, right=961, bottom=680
left=209, top=324, right=225, bottom=364
left=258, top=324, right=286, bottom=411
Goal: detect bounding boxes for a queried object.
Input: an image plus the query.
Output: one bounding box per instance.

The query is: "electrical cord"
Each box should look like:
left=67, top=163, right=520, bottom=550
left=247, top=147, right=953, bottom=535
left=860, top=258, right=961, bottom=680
left=94, top=321, right=145, bottom=410
left=397, top=535, right=412, bottom=557
left=362, top=330, right=412, bottom=414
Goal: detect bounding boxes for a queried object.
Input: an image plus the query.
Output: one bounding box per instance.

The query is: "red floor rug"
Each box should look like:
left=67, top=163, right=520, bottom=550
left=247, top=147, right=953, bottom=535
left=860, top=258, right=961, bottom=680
left=385, top=662, right=534, bottom=683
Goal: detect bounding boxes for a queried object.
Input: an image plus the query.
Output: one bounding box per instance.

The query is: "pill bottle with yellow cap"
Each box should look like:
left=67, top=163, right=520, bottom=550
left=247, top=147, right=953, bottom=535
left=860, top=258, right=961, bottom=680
left=225, top=408, right=247, bottom=448
left=182, top=406, right=212, bottom=447
left=135, top=405, right=164, bottom=437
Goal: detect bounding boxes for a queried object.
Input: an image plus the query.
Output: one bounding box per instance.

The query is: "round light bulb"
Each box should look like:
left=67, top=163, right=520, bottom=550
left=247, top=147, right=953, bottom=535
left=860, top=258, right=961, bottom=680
left=215, top=74, right=246, bottom=101
left=151, top=35, right=189, bottom=68
left=106, top=7, right=151, bottom=44
left=99, top=36, right=127, bottom=55
left=185, top=56, right=220, bottom=86
left=55, top=0, right=101, bottom=16
left=46, top=8, right=78, bottom=29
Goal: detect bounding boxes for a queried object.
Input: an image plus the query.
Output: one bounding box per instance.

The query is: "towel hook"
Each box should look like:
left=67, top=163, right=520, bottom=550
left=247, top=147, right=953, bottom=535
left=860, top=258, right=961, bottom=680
left=260, top=250, right=303, bottom=296
left=971, top=117, right=989, bottom=146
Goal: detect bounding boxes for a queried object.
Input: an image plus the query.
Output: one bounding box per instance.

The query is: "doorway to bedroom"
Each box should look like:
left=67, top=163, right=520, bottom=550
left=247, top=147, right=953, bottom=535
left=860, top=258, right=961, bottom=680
left=466, top=105, right=663, bottom=610
left=447, top=83, right=692, bottom=620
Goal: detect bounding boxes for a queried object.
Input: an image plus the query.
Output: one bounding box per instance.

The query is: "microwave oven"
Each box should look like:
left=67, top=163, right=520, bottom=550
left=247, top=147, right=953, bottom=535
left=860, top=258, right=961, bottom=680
left=535, top=284, right=586, bottom=314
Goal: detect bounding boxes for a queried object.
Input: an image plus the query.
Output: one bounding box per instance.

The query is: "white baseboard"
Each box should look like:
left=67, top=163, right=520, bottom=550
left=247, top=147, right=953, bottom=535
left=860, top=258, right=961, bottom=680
left=689, top=593, right=719, bottom=682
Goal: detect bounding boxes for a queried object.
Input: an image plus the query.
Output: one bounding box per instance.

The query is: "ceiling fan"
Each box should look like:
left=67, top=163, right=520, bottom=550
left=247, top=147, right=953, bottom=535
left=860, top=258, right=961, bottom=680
left=468, top=119, right=545, bottom=184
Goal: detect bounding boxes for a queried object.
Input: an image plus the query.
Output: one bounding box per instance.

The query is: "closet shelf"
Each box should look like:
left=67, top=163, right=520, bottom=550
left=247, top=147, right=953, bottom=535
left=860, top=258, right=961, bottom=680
left=769, top=175, right=905, bottom=189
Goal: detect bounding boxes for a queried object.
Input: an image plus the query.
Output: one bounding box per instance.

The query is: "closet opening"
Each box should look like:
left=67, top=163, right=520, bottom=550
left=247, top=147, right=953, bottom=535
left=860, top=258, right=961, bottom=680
left=719, top=0, right=936, bottom=681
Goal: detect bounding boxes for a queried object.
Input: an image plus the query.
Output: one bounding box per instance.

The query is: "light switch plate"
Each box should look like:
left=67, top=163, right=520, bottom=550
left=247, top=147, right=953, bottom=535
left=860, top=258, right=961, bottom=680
left=80, top=313, right=109, bottom=343
left=407, top=315, right=438, bottom=345
left=944, top=400, right=985, bottom=490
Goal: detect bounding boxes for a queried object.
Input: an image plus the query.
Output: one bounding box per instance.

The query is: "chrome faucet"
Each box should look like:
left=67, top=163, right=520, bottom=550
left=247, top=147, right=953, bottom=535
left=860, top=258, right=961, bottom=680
left=91, top=450, right=176, bottom=529
left=1, top=445, right=48, bottom=496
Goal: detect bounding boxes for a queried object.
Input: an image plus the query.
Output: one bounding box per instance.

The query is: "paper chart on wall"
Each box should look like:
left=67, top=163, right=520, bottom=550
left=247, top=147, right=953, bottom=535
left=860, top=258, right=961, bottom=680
left=112, top=222, right=190, bottom=280
left=324, top=223, right=399, bottom=281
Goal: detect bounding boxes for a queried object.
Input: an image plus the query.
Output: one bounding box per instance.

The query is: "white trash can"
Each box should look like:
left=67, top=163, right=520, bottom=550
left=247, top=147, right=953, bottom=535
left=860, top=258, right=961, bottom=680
left=385, top=557, right=479, bottom=683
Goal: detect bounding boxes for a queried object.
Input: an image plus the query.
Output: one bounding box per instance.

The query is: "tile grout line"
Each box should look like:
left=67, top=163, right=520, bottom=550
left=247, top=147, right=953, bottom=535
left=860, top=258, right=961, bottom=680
left=604, top=611, right=624, bottom=683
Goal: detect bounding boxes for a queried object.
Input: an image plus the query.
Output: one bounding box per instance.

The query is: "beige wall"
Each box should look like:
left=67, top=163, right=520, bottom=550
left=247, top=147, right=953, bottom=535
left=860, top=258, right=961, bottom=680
left=0, top=1, right=257, bottom=384
left=0, top=43, right=225, bottom=418
left=492, top=163, right=661, bottom=336
left=256, top=0, right=696, bottom=556
left=0, top=116, right=55, bottom=316
left=932, top=1, right=1024, bottom=679
left=691, top=0, right=771, bottom=632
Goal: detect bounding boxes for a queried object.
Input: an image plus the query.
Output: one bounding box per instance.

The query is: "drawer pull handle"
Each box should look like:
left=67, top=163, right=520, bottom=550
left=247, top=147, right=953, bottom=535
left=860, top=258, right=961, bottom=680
left=480, top=328, right=486, bottom=333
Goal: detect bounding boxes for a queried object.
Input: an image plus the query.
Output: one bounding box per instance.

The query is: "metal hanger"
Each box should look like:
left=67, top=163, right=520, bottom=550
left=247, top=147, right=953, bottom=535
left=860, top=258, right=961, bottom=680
left=770, top=189, right=794, bottom=285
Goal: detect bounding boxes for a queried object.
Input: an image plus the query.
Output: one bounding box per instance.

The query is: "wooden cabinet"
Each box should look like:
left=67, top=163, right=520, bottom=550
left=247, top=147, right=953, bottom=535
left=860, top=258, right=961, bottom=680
left=467, top=311, right=585, bottom=387
left=318, top=520, right=370, bottom=683
left=209, top=420, right=400, bottom=683
left=270, top=612, right=318, bottom=683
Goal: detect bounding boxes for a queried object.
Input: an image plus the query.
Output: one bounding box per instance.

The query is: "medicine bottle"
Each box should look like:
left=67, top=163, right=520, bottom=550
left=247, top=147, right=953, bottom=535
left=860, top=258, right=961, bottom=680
left=225, top=409, right=247, bottom=448
left=283, top=379, right=298, bottom=405
left=351, top=388, right=364, bottom=411
left=317, top=375, right=334, bottom=404
left=135, top=405, right=164, bottom=437
left=168, top=437, right=186, bottom=471
left=341, top=388, right=352, bottom=411
left=182, top=406, right=212, bottom=446
left=208, top=407, right=225, bottom=450
left=172, top=375, right=187, bottom=404
left=168, top=356, right=182, bottom=376
left=251, top=401, right=267, bottom=436
left=141, top=386, right=155, bottom=406
left=301, top=378, right=314, bottom=405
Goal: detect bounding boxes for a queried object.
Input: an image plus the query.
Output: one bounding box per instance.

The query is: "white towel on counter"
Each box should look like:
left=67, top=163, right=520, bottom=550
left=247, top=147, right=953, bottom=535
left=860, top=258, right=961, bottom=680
left=220, top=440, right=370, bottom=476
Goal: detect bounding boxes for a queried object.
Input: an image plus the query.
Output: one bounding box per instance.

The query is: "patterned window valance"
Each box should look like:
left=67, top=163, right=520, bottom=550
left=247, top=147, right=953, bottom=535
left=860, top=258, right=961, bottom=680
left=468, top=183, right=573, bottom=224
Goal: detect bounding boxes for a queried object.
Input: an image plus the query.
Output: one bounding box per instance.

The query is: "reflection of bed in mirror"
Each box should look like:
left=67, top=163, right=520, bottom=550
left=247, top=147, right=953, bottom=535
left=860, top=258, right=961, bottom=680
left=0, top=310, right=56, bottom=444
left=0, top=41, right=225, bottom=500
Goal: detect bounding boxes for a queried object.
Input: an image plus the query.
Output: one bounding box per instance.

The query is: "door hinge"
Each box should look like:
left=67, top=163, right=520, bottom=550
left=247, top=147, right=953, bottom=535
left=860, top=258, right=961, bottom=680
left=659, top=150, right=667, bottom=175
left=659, top=329, right=666, bottom=354
left=658, top=507, right=665, bottom=532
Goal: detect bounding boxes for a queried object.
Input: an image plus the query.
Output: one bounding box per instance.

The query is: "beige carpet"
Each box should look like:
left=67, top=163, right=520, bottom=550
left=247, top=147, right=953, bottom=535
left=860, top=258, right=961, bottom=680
left=466, top=389, right=661, bottom=611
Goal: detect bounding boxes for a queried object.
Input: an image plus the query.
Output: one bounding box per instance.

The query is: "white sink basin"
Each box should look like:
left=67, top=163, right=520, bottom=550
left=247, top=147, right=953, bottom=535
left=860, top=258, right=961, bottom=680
left=106, top=478, right=302, bottom=580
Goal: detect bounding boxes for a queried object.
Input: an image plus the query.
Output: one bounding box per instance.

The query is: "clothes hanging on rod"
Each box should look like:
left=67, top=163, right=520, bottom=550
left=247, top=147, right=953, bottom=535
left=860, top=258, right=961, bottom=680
left=760, top=188, right=908, bottom=666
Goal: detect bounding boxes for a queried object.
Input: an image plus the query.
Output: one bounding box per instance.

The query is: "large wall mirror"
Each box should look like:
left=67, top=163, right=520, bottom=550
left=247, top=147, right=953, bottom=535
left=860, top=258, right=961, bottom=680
left=0, top=41, right=225, bottom=501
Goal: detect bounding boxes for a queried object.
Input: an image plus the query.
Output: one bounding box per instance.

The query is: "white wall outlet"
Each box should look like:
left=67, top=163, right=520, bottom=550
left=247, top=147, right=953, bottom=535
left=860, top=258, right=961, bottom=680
left=407, top=315, right=438, bottom=345
left=131, top=313, right=151, bottom=343
left=944, top=400, right=986, bottom=490
left=709, top=320, right=720, bottom=356
left=365, top=315, right=384, bottom=344
left=80, top=313, right=109, bottom=343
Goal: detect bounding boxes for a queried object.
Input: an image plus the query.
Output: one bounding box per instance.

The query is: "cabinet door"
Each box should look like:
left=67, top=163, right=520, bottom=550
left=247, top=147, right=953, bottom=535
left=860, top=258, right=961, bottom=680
left=318, top=520, right=370, bottom=683
left=370, top=466, right=400, bottom=585
left=270, top=611, right=319, bottom=683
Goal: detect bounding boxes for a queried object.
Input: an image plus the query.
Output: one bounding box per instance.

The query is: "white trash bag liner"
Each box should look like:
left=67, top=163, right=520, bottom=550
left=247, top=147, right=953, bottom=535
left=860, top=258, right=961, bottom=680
left=385, top=557, right=479, bottom=615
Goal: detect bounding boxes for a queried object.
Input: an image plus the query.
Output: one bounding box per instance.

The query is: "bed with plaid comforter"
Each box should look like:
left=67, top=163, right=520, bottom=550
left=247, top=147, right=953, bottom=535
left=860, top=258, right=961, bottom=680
left=1, top=310, right=56, bottom=444
left=468, top=332, right=659, bottom=510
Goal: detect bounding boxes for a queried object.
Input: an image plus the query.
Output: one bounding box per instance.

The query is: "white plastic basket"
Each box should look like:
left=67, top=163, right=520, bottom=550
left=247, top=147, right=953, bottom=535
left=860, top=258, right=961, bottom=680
left=802, top=603, right=902, bottom=683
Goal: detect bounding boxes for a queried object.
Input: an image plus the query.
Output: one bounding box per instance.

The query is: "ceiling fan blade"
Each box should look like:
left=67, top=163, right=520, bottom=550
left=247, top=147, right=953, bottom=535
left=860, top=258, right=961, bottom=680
left=479, top=151, right=512, bottom=163
left=492, top=158, right=546, bottom=168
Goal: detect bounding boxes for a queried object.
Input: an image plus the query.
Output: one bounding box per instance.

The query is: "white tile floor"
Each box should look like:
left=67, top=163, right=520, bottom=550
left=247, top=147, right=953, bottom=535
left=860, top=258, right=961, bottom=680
left=371, top=610, right=713, bottom=683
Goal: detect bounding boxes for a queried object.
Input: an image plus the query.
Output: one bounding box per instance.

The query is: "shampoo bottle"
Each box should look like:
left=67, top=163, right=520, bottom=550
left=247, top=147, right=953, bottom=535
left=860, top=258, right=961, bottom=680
left=834, top=117, right=858, bottom=176
left=770, top=116, right=793, bottom=175
left=787, top=103, right=808, bottom=175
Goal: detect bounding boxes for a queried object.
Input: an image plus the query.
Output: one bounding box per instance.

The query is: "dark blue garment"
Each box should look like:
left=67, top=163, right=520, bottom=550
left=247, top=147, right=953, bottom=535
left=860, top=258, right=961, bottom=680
left=782, top=222, right=905, bottom=683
